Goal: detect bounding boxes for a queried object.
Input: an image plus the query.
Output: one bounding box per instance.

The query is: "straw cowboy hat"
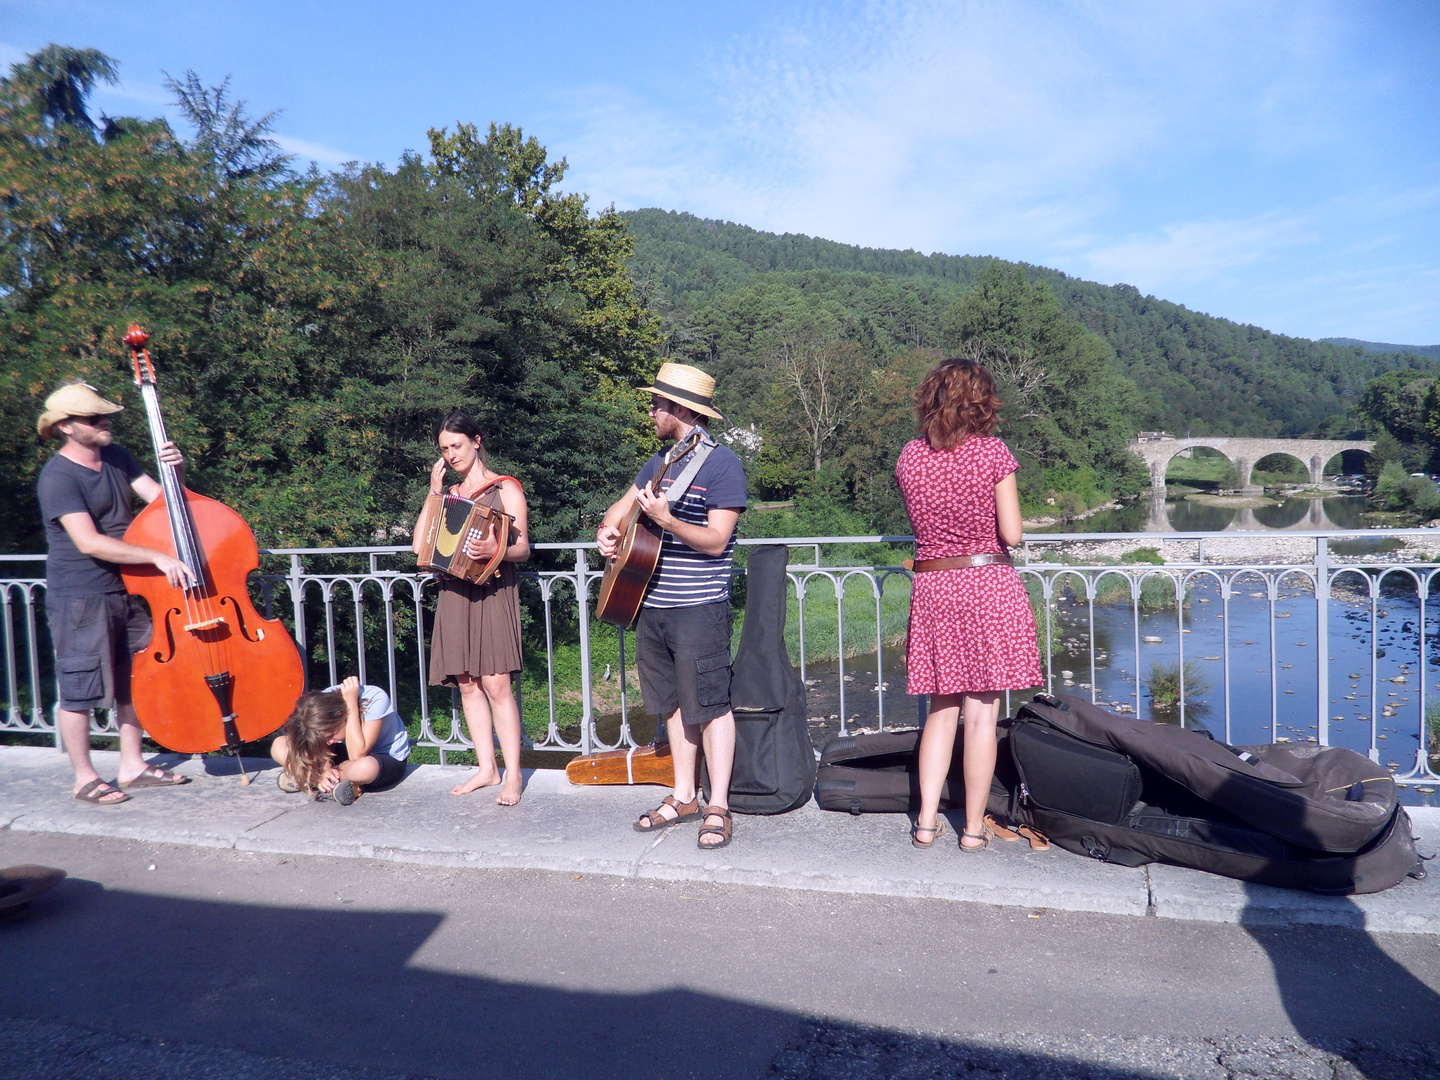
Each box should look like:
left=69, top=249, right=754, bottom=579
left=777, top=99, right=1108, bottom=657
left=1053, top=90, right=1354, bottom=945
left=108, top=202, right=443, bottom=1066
left=641, top=362, right=724, bottom=421
left=36, top=382, right=124, bottom=439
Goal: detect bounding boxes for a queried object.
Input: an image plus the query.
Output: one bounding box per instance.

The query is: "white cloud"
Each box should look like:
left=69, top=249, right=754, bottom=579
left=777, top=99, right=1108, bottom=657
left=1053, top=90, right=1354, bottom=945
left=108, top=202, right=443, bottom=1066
left=552, top=0, right=1438, bottom=339
left=1080, top=211, right=1319, bottom=293
left=272, top=133, right=357, bottom=169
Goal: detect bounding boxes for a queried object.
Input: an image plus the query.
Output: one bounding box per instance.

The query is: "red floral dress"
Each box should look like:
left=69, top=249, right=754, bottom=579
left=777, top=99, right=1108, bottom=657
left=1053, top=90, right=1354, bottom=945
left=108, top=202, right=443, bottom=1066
left=896, top=436, right=1042, bottom=695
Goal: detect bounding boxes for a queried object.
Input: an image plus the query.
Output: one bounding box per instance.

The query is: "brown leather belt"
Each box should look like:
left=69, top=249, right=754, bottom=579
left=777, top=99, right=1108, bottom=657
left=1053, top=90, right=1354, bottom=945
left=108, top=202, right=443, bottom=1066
left=902, top=553, right=1012, bottom=572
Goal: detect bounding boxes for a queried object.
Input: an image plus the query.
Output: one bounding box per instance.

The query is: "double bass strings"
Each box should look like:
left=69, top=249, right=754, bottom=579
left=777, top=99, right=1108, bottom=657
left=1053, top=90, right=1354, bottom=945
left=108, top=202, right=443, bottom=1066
left=137, top=373, right=234, bottom=687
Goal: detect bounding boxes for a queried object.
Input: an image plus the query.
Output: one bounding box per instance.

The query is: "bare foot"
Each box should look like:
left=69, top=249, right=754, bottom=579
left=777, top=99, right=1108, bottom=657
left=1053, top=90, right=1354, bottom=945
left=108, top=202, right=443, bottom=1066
left=450, top=767, right=502, bottom=796
left=495, top=775, right=522, bottom=807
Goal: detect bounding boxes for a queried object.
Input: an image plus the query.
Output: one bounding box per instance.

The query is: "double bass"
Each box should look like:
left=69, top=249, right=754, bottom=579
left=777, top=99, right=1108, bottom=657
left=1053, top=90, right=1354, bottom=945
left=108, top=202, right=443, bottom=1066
left=120, top=326, right=305, bottom=757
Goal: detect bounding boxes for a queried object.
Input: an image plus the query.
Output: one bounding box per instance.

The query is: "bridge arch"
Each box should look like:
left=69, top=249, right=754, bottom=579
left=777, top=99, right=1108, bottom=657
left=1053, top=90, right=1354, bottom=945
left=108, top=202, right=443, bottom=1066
left=1130, top=436, right=1376, bottom=494
left=1322, top=447, right=1374, bottom=477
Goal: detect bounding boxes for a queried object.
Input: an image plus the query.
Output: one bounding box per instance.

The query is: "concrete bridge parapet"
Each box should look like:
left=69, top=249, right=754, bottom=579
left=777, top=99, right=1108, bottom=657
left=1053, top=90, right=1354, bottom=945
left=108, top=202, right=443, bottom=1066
left=1130, top=436, right=1375, bottom=495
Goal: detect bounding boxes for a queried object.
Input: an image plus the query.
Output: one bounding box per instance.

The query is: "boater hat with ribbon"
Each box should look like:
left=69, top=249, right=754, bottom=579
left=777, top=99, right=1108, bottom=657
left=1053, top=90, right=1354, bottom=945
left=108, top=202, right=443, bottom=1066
left=641, top=362, right=724, bottom=421
left=36, top=382, right=124, bottom=439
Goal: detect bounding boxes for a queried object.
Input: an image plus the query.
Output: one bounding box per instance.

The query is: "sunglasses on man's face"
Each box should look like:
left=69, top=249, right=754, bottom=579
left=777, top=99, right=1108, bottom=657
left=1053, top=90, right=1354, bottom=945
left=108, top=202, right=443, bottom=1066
left=68, top=415, right=110, bottom=427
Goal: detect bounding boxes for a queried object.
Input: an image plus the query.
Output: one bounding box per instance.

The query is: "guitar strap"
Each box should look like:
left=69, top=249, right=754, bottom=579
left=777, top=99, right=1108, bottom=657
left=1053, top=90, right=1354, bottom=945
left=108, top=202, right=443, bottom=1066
left=664, top=430, right=716, bottom=506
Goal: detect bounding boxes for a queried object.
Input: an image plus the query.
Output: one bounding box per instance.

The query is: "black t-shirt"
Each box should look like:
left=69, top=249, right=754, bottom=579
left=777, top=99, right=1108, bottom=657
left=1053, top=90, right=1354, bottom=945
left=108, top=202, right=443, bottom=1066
left=37, top=445, right=146, bottom=597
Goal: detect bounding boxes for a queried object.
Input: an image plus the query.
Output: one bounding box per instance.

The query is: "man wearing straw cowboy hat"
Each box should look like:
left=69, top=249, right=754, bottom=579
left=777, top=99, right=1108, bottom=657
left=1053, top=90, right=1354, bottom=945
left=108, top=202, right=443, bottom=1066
left=597, top=362, right=748, bottom=849
left=36, top=381, right=195, bottom=805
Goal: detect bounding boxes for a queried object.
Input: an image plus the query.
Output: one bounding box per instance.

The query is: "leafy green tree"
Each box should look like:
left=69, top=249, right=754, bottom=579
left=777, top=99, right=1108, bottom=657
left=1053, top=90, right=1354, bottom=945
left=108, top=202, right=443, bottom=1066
left=1, top=48, right=662, bottom=556
left=940, top=260, right=1147, bottom=505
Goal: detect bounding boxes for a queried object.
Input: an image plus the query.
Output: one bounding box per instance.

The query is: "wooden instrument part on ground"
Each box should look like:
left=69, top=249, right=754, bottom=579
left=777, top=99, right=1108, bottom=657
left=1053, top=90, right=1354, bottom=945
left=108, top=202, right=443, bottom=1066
left=415, top=490, right=514, bottom=586
left=565, top=741, right=701, bottom=786
left=595, top=430, right=703, bottom=627
left=120, top=325, right=305, bottom=755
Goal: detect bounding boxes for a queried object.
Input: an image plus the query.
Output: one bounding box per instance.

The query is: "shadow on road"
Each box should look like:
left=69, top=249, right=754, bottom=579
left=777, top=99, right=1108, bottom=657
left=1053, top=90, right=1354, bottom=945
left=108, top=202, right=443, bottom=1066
left=0, top=875, right=1265, bottom=1080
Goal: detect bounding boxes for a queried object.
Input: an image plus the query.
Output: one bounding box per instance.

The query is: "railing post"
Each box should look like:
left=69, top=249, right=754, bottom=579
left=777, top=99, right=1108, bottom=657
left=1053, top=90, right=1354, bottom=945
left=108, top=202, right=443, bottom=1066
left=289, top=554, right=307, bottom=689
left=575, top=546, right=594, bottom=756
left=1315, top=536, right=1332, bottom=752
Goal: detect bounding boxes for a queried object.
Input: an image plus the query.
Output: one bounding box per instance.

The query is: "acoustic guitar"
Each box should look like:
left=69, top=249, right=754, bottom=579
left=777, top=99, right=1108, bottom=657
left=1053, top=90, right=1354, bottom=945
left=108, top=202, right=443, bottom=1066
left=595, top=430, right=703, bottom=626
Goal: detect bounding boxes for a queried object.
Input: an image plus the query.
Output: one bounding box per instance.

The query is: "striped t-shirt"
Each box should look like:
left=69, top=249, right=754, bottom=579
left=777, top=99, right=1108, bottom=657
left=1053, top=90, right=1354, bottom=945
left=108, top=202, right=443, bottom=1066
left=635, top=435, right=748, bottom=608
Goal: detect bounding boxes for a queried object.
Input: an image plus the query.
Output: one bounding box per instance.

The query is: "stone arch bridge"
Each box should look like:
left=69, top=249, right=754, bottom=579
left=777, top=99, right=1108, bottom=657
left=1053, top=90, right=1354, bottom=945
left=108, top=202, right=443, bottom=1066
left=1129, top=436, right=1375, bottom=495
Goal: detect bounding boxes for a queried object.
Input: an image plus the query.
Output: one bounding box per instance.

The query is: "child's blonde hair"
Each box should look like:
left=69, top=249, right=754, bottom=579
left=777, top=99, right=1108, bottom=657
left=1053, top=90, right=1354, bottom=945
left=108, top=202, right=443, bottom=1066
left=282, top=690, right=348, bottom=794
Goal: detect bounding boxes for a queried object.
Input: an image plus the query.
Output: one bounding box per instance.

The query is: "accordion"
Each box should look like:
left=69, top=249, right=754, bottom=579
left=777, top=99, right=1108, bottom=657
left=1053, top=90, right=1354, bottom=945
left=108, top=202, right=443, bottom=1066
left=416, top=492, right=515, bottom=586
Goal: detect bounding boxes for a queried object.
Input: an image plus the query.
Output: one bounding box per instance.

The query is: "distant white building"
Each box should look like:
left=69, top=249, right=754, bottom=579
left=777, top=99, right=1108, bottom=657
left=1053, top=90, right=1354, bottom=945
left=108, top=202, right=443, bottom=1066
left=1135, top=431, right=1174, bottom=442
left=719, top=422, right=763, bottom=454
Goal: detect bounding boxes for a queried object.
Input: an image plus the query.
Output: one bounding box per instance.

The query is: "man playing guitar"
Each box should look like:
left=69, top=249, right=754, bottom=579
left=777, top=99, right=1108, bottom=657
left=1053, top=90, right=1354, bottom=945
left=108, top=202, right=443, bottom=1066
left=596, top=363, right=748, bottom=849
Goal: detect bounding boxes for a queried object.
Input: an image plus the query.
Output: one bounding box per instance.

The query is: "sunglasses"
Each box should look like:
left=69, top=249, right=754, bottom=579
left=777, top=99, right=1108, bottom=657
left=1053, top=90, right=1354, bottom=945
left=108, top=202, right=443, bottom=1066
left=67, top=414, right=111, bottom=427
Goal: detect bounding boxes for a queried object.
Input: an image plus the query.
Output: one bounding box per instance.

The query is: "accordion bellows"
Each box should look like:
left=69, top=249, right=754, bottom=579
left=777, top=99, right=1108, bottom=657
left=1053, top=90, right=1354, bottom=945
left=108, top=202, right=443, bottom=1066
left=416, top=492, right=514, bottom=586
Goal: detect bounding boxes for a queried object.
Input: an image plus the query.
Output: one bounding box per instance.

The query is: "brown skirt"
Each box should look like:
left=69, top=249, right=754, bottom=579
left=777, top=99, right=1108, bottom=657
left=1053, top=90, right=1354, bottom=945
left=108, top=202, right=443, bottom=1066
left=428, top=565, right=523, bottom=684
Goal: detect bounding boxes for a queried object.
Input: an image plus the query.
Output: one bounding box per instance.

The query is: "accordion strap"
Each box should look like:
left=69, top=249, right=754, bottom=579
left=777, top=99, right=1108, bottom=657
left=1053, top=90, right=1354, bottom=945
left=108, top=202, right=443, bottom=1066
left=451, top=474, right=521, bottom=498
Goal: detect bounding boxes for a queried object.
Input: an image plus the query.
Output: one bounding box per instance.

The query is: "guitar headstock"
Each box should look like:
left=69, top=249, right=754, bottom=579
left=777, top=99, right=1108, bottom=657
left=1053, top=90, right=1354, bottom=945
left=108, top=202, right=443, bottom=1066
left=124, top=324, right=156, bottom=386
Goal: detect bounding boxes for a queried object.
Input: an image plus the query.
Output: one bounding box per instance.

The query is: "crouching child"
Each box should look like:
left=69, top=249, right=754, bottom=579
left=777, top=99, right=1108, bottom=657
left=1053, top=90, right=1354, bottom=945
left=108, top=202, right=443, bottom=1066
left=271, top=676, right=411, bottom=804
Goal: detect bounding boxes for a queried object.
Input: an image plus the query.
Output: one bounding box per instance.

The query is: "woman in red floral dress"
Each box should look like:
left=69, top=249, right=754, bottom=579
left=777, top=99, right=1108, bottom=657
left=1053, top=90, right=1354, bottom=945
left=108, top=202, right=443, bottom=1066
left=896, top=358, right=1042, bottom=851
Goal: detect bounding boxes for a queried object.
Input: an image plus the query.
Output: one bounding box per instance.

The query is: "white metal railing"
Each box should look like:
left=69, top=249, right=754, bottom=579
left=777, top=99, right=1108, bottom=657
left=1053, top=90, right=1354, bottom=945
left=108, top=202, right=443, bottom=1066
left=3, top=531, right=1439, bottom=786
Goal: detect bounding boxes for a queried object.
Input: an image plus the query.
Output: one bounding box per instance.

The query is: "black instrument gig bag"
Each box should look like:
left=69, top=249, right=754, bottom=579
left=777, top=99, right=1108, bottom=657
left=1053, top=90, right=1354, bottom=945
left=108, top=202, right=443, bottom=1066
left=700, top=545, right=816, bottom=814
left=815, top=728, right=1012, bottom=817
left=1004, top=695, right=1423, bottom=895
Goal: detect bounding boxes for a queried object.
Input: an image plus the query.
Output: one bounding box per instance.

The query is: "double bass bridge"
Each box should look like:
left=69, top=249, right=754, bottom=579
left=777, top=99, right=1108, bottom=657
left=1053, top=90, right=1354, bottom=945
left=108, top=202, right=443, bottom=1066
left=182, top=616, right=227, bottom=633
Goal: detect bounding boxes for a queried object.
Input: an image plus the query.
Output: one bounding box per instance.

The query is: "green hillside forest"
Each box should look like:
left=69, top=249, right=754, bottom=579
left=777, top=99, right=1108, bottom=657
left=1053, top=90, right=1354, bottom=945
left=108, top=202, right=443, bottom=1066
left=6, top=44, right=1440, bottom=559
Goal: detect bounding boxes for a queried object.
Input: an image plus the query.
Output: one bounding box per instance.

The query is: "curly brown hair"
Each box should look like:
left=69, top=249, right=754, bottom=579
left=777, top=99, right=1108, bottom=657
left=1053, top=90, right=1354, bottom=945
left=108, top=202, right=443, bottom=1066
left=914, top=357, right=1003, bottom=451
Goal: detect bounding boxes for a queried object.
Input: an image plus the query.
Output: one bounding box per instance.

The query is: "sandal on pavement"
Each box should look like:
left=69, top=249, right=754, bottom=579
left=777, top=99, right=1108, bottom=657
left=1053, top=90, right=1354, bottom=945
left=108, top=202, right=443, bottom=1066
left=633, top=794, right=700, bottom=832
left=911, top=819, right=947, bottom=849
left=73, top=778, right=130, bottom=805
left=1018, top=824, right=1051, bottom=852
left=698, top=808, right=733, bottom=850
left=984, top=814, right=1021, bottom=841
left=118, top=765, right=191, bottom=790
left=959, top=823, right=995, bottom=852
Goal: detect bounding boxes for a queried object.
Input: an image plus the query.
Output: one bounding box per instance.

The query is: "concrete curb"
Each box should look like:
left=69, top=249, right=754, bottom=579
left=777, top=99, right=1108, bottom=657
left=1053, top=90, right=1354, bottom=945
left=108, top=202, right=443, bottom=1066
left=2, top=745, right=1436, bottom=933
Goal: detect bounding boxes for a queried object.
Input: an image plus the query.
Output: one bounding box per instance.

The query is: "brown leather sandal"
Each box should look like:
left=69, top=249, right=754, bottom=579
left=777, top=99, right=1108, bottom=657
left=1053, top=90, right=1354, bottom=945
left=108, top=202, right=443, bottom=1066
left=633, top=794, right=701, bottom=832
left=697, top=808, right=732, bottom=850
left=73, top=778, right=130, bottom=805
left=1017, top=825, right=1051, bottom=851
left=984, top=814, right=1021, bottom=841
left=911, top=819, right=947, bottom=848
left=959, top=822, right=995, bottom=852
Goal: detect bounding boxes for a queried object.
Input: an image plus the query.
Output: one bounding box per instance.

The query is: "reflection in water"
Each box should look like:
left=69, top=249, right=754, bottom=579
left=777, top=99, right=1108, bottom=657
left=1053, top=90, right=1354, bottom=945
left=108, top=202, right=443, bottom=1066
left=1252, top=499, right=1311, bottom=529
left=1037, top=496, right=1371, bottom=534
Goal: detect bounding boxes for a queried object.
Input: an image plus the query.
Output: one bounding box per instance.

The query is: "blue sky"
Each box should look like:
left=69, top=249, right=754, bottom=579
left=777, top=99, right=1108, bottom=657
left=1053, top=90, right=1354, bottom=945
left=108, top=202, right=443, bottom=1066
left=5, top=1, right=1438, bottom=344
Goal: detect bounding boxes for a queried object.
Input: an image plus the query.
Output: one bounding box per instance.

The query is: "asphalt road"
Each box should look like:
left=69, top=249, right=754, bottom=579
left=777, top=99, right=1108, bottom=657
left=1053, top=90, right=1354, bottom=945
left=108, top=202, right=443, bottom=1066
left=2, top=832, right=1437, bottom=1080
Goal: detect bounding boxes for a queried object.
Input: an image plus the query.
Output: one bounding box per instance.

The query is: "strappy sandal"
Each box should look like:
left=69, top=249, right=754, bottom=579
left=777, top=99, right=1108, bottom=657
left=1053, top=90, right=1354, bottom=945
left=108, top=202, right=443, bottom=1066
left=985, top=814, right=1021, bottom=841
left=633, top=794, right=700, bottom=832
left=1017, top=825, right=1051, bottom=852
left=698, top=807, right=732, bottom=850
left=911, top=819, right=947, bottom=848
left=73, top=778, right=129, bottom=805
left=959, top=822, right=995, bottom=852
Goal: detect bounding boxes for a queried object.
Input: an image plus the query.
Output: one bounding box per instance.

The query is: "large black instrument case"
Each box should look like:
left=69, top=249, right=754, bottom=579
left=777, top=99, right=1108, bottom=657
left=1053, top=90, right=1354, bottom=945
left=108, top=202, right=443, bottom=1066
left=700, top=545, right=815, bottom=814
left=1014, top=694, right=1397, bottom=853
left=1006, top=695, right=1422, bottom=894
left=815, top=729, right=1011, bottom=817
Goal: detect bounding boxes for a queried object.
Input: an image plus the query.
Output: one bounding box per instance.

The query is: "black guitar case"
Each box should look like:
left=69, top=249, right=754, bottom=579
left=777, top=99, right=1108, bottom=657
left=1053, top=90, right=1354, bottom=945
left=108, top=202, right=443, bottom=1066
left=1002, top=695, right=1423, bottom=895
left=700, top=545, right=815, bottom=814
